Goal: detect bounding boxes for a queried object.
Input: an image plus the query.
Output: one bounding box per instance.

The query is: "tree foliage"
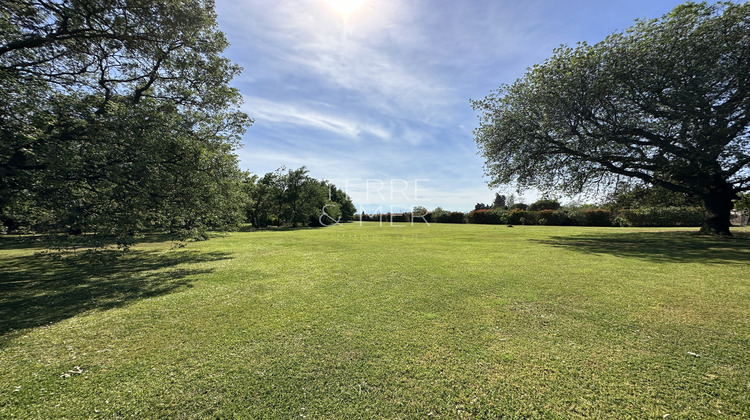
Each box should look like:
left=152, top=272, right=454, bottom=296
left=472, top=2, right=750, bottom=235
left=528, top=199, right=561, bottom=212
left=474, top=203, right=491, bottom=211
left=492, top=193, right=507, bottom=210
left=605, top=183, right=701, bottom=210
left=734, top=193, right=750, bottom=211
left=0, top=0, right=250, bottom=245
left=245, top=167, right=356, bottom=228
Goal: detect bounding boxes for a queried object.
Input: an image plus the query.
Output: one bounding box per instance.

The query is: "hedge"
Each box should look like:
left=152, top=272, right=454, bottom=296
left=468, top=209, right=503, bottom=224
left=436, top=212, right=467, bottom=224
left=579, top=209, right=612, bottom=226
left=507, top=210, right=539, bottom=225
left=616, top=207, right=703, bottom=227
left=537, top=209, right=574, bottom=225
left=357, top=206, right=703, bottom=227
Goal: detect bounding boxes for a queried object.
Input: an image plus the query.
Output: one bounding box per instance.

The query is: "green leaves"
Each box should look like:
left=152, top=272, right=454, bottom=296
left=244, top=167, right=356, bottom=228
left=0, top=1, right=251, bottom=246
left=473, top=1, right=750, bottom=234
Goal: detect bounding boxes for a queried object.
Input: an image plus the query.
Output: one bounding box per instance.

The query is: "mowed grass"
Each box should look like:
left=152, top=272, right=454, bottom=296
left=1, top=224, right=749, bottom=418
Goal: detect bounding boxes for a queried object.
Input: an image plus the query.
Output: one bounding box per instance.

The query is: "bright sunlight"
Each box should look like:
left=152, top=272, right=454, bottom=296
left=325, top=0, right=367, bottom=17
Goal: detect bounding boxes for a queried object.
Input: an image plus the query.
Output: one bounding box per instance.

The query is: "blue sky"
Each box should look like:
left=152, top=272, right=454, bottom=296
left=215, top=0, right=688, bottom=212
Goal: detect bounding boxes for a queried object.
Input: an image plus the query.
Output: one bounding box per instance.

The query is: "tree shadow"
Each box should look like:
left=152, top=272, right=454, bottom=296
left=246, top=226, right=319, bottom=232
left=0, top=249, right=232, bottom=343
left=0, top=230, right=246, bottom=252
left=0, top=235, right=44, bottom=251
left=533, top=230, right=750, bottom=264
left=0, top=233, right=190, bottom=250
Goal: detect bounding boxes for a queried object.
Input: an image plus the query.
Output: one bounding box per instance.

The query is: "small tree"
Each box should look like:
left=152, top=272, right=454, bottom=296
left=492, top=193, right=507, bottom=210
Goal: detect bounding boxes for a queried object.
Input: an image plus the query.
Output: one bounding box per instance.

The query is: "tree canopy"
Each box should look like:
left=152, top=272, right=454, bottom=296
left=528, top=199, right=561, bottom=212
left=604, top=183, right=701, bottom=210
left=245, top=167, right=356, bottom=229
left=472, top=1, right=749, bottom=235
left=0, top=0, right=251, bottom=246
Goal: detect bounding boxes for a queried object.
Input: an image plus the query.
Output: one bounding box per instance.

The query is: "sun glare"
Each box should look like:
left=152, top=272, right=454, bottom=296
left=325, top=0, right=367, bottom=18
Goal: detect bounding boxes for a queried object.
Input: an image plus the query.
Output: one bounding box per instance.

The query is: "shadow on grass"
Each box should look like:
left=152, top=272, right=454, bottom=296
left=0, top=249, right=232, bottom=341
left=243, top=226, right=320, bottom=233
left=0, top=229, right=249, bottom=251
left=533, top=230, right=750, bottom=264
left=0, top=235, right=46, bottom=251
left=0, top=232, right=193, bottom=251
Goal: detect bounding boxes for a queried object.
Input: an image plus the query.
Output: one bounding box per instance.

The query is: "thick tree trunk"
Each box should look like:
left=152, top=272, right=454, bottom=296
left=699, top=188, right=735, bottom=236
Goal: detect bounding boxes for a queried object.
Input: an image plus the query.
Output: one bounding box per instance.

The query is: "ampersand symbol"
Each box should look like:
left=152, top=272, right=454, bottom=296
left=319, top=204, right=341, bottom=227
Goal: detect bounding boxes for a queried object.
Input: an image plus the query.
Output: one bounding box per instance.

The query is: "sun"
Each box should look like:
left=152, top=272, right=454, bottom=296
left=325, top=0, right=367, bottom=18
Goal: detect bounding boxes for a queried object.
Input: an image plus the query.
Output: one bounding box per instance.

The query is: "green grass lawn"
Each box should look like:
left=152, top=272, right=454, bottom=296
left=1, top=223, right=749, bottom=418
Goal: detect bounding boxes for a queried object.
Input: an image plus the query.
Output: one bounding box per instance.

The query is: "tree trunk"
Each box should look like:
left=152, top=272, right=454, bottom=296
left=700, top=188, right=735, bottom=236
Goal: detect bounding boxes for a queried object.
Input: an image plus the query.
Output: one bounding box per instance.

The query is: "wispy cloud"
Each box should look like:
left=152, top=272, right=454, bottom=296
left=222, top=0, right=457, bottom=122
left=241, top=95, right=390, bottom=140
left=219, top=0, right=688, bottom=210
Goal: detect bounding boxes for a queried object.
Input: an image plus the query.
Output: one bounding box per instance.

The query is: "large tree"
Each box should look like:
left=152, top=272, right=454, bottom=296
left=472, top=2, right=749, bottom=235
left=0, top=0, right=250, bottom=244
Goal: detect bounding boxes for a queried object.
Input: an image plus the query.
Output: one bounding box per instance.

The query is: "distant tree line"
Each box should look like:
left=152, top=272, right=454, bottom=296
left=358, top=186, right=750, bottom=228
left=244, top=167, right=355, bottom=228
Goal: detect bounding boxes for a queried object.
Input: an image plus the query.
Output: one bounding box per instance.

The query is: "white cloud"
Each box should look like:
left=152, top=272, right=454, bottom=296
left=241, top=95, right=390, bottom=140
left=220, top=0, right=456, bottom=122
left=220, top=0, right=682, bottom=210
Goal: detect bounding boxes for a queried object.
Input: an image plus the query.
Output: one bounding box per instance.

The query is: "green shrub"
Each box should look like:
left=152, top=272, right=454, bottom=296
left=468, top=209, right=488, bottom=224
left=613, top=216, right=629, bottom=227
left=412, top=212, right=432, bottom=223
left=507, top=210, right=539, bottom=225
left=580, top=209, right=613, bottom=226
left=468, top=209, right=504, bottom=224
left=618, top=207, right=703, bottom=227
left=537, top=209, right=574, bottom=225
left=433, top=211, right=466, bottom=223
left=449, top=212, right=467, bottom=223
left=386, top=213, right=410, bottom=223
